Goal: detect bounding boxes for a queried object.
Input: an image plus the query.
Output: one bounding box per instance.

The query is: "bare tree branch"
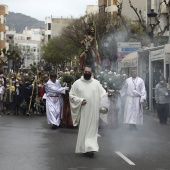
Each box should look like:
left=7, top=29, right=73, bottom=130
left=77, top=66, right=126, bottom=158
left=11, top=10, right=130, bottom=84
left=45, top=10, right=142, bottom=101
left=116, top=2, right=130, bottom=34
left=129, top=0, right=146, bottom=31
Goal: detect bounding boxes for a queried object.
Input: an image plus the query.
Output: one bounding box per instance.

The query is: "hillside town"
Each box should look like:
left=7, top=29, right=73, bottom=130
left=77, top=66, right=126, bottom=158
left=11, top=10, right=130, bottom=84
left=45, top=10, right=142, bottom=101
left=1, top=1, right=170, bottom=170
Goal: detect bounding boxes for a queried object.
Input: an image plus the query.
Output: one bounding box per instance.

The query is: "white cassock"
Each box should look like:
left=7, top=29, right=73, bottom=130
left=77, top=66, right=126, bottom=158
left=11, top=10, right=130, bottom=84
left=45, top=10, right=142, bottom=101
left=46, top=79, right=67, bottom=126
left=69, top=76, right=107, bottom=153
left=121, top=77, right=146, bottom=125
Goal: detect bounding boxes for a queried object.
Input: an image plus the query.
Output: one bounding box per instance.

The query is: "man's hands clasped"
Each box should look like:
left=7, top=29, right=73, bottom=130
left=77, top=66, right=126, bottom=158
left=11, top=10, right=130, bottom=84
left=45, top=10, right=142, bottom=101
left=81, top=99, right=87, bottom=105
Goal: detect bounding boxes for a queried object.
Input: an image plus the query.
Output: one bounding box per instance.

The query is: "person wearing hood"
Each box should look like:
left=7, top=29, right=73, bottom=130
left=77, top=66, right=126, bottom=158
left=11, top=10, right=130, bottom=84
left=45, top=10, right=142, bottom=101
left=69, top=65, right=107, bottom=158
left=155, top=75, right=170, bottom=125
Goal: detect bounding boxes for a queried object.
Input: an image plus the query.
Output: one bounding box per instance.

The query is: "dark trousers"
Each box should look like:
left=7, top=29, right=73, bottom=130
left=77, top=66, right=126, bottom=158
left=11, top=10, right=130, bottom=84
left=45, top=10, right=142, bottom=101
left=157, top=103, right=169, bottom=124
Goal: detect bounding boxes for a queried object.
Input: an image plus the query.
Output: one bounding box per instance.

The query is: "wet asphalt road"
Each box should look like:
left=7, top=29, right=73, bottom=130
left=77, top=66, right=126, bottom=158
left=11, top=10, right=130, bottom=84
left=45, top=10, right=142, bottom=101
left=0, top=112, right=170, bottom=170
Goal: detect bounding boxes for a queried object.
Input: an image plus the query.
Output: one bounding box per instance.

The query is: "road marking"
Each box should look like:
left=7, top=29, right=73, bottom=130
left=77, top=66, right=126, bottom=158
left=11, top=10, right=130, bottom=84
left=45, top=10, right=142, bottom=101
left=115, top=151, right=135, bottom=165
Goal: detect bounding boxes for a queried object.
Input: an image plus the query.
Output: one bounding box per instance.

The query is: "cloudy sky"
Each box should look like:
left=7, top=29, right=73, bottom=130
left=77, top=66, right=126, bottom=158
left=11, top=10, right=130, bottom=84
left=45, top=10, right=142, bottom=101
left=1, top=0, right=98, bottom=21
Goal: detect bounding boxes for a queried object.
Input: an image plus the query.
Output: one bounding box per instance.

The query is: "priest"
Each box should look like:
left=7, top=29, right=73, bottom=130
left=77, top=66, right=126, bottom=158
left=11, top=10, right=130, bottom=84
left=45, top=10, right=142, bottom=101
left=69, top=65, right=107, bottom=158
left=121, top=68, right=146, bottom=130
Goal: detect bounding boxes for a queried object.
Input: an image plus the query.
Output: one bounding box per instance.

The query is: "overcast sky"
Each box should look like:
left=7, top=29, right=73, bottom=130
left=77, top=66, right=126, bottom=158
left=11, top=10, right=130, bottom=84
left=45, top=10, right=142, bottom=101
left=1, top=0, right=98, bottom=21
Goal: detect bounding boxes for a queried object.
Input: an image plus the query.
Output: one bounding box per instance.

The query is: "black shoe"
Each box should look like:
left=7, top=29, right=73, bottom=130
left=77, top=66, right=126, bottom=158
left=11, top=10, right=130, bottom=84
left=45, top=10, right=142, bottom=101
left=51, top=124, right=58, bottom=130
left=26, top=112, right=30, bottom=116
left=58, top=124, right=62, bottom=128
left=84, top=151, right=94, bottom=158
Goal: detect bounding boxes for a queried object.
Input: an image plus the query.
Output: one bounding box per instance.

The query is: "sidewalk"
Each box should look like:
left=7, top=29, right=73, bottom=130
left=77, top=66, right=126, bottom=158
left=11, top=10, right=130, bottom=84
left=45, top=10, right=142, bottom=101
left=143, top=108, right=170, bottom=124
left=143, top=108, right=157, bottom=116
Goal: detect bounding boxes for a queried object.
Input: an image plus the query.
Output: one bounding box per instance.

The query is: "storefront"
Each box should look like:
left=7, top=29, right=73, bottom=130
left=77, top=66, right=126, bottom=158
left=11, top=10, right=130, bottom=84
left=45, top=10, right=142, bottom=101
left=121, top=45, right=170, bottom=111
left=148, top=46, right=165, bottom=111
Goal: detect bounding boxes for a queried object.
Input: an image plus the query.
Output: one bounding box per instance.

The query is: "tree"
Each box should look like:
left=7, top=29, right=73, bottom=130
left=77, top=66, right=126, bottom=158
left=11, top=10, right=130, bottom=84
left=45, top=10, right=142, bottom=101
left=118, top=0, right=170, bottom=45
left=42, top=35, right=78, bottom=71
left=1, top=45, right=23, bottom=72
left=42, top=11, right=151, bottom=67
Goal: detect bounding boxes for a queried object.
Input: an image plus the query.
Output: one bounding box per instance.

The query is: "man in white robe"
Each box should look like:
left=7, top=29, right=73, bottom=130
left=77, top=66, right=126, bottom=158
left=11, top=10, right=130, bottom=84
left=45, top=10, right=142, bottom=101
left=121, top=69, right=146, bottom=130
left=46, top=72, right=69, bottom=129
left=69, top=66, right=107, bottom=158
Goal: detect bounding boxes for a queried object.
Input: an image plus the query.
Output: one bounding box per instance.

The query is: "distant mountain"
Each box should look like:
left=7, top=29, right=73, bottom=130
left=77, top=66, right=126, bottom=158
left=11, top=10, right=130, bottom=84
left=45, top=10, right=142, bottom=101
left=6, top=12, right=45, bottom=33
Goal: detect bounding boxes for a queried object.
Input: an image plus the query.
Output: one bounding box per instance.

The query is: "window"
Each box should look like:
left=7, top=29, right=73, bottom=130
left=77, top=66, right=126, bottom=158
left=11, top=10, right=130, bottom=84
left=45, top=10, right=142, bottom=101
left=108, top=0, right=111, bottom=6
left=99, top=6, right=105, bottom=13
left=48, top=35, right=51, bottom=40
left=48, top=23, right=51, bottom=30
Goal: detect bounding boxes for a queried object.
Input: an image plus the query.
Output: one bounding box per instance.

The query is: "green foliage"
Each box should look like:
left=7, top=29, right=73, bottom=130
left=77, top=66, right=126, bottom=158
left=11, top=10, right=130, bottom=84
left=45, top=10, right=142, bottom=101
left=96, top=70, right=127, bottom=90
left=43, top=12, right=151, bottom=65
left=59, top=71, right=81, bottom=88
left=60, top=73, right=75, bottom=84
left=42, top=35, right=79, bottom=68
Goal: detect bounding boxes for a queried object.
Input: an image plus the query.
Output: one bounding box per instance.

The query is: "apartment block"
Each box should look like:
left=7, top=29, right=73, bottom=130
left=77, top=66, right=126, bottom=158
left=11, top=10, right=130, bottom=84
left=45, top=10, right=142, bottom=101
left=6, top=27, right=45, bottom=68
left=98, top=0, right=117, bottom=14
left=98, top=0, right=147, bottom=21
left=0, top=5, right=8, bottom=50
left=45, top=16, right=74, bottom=42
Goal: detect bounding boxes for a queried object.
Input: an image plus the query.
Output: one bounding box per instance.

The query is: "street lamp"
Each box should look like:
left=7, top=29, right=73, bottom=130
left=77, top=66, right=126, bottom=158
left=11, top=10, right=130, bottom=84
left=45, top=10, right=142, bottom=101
left=147, top=9, right=159, bottom=45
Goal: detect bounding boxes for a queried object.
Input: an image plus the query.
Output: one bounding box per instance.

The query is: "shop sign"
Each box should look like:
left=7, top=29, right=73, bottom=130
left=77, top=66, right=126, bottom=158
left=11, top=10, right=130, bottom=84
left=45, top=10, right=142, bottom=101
left=117, top=42, right=141, bottom=61
left=121, top=58, right=137, bottom=68
left=150, top=49, right=164, bottom=60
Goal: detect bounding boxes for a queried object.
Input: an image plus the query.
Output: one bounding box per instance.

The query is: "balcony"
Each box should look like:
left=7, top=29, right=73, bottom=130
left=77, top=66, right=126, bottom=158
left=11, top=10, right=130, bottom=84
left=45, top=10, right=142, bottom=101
left=5, top=25, right=9, bottom=31
left=0, top=40, right=5, bottom=49
left=0, top=5, right=8, bottom=15
left=98, top=0, right=107, bottom=6
left=45, top=30, right=51, bottom=35
left=105, top=5, right=117, bottom=13
left=0, top=24, right=5, bottom=32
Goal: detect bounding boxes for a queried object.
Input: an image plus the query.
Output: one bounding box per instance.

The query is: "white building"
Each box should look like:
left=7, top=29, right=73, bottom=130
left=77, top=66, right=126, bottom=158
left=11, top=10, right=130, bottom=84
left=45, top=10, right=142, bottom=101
left=45, top=16, right=74, bottom=43
left=86, top=5, right=99, bottom=15
left=6, top=27, right=45, bottom=68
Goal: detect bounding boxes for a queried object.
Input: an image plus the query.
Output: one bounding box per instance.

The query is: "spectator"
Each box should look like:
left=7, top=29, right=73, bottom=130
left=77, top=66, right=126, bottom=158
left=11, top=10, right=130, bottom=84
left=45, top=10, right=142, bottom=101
left=155, top=75, right=170, bottom=125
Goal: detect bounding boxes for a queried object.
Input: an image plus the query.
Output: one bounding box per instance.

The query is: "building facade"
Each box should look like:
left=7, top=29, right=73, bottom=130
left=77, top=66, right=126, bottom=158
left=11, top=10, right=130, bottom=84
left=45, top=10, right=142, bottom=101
left=98, top=0, right=146, bottom=20
left=45, top=17, right=74, bottom=43
left=86, top=5, right=99, bottom=15
left=98, top=0, right=117, bottom=14
left=6, top=27, right=45, bottom=68
left=0, top=5, right=8, bottom=50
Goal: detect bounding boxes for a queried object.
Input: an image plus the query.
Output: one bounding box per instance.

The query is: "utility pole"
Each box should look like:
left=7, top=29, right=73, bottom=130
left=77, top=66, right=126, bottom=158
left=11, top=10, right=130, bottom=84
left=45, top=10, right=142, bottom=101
left=168, top=0, right=170, bottom=43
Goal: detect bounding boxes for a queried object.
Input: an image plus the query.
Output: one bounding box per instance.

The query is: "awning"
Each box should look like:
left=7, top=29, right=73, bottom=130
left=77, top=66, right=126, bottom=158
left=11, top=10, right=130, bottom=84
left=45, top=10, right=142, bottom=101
left=121, top=51, right=138, bottom=68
